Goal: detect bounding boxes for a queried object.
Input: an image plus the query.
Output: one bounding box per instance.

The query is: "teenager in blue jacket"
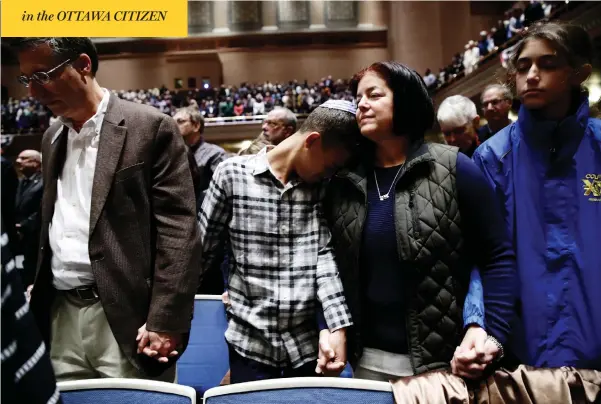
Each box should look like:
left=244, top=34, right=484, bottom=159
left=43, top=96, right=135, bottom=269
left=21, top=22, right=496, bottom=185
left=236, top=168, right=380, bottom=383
left=471, top=22, right=601, bottom=370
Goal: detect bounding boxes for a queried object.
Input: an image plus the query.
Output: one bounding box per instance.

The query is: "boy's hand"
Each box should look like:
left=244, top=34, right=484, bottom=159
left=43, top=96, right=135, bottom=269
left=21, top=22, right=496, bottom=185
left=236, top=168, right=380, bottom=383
left=316, top=328, right=347, bottom=376
left=221, top=291, right=231, bottom=307
left=451, top=325, right=499, bottom=379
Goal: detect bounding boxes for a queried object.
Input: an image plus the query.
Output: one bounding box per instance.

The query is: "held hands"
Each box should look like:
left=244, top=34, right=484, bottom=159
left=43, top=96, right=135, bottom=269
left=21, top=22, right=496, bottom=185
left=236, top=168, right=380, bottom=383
left=451, top=325, right=499, bottom=379
left=136, top=323, right=180, bottom=364
left=316, top=328, right=347, bottom=376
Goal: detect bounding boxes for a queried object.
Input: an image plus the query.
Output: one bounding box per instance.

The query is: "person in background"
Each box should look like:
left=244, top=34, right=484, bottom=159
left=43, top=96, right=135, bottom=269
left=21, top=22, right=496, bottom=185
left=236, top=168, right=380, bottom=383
left=1, top=139, right=19, bottom=244
left=174, top=106, right=228, bottom=196
left=472, top=22, right=601, bottom=369
left=261, top=107, right=297, bottom=145
left=423, top=69, right=437, bottom=91
left=14, top=149, right=43, bottom=286
left=319, top=61, right=516, bottom=381
left=437, top=95, right=481, bottom=157
left=478, top=31, right=490, bottom=58
left=2, top=215, right=62, bottom=404
left=478, top=84, right=513, bottom=143
left=493, top=20, right=508, bottom=47
left=507, top=8, right=524, bottom=40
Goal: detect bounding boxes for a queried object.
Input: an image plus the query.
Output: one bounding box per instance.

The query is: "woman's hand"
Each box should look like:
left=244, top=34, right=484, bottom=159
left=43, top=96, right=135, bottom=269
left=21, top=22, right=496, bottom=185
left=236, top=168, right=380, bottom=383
left=451, top=325, right=499, bottom=379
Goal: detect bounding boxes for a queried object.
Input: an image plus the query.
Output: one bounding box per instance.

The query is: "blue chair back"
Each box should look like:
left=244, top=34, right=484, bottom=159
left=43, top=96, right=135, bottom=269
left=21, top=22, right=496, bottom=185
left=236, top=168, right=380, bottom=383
left=58, top=378, right=196, bottom=404
left=203, top=377, right=394, bottom=404
left=177, top=295, right=229, bottom=396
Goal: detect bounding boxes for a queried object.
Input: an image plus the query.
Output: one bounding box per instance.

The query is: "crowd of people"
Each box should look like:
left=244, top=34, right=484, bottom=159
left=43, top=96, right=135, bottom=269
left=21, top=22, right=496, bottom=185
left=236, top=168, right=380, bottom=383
left=423, top=0, right=561, bottom=92
left=1, top=77, right=354, bottom=134
left=2, top=21, right=600, bottom=404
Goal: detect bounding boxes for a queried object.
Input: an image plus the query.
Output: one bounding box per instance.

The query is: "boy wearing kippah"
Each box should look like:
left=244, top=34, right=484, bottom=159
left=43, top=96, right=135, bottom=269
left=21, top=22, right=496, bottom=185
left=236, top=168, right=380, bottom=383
left=199, top=100, right=360, bottom=383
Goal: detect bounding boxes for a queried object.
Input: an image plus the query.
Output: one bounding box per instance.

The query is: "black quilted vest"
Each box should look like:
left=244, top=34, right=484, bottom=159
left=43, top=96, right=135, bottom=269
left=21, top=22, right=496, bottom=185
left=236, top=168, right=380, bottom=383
left=324, top=142, right=466, bottom=375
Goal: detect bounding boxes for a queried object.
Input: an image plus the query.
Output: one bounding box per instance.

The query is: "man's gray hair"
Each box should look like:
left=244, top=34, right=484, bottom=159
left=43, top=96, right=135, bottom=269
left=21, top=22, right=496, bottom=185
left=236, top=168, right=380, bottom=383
left=273, top=107, right=297, bottom=131
left=176, top=106, right=205, bottom=133
left=437, top=95, right=478, bottom=128
left=481, top=84, right=513, bottom=103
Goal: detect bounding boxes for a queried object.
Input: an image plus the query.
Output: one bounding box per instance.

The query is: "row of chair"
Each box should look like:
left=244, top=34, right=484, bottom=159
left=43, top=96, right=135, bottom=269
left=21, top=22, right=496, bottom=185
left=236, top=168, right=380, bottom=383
left=59, top=295, right=378, bottom=403
left=59, top=377, right=394, bottom=404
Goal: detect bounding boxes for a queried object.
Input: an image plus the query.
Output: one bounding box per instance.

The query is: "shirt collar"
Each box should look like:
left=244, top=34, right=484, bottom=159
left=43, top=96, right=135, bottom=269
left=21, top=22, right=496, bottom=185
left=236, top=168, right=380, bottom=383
left=517, top=94, right=589, bottom=161
left=251, top=146, right=302, bottom=189
left=53, top=88, right=110, bottom=143
left=251, top=146, right=273, bottom=176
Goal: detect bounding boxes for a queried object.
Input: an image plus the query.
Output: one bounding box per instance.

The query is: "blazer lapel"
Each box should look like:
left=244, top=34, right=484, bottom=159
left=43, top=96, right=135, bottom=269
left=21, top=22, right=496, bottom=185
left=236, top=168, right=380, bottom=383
left=42, top=126, right=68, bottom=227
left=89, top=95, right=126, bottom=236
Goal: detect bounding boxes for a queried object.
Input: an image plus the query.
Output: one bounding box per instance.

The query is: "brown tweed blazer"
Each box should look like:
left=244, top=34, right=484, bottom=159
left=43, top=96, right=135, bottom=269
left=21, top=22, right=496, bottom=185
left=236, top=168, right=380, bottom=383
left=30, top=93, right=202, bottom=377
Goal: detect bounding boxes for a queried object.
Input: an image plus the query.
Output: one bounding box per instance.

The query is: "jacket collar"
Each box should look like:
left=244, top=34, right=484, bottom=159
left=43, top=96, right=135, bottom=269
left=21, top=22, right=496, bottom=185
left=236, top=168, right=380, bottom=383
left=336, top=140, right=437, bottom=195
left=517, top=95, right=589, bottom=161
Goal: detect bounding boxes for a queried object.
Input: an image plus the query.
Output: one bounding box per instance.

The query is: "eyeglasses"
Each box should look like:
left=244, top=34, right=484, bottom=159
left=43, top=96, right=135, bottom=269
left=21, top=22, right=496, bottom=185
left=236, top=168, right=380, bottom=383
left=17, top=58, right=72, bottom=88
left=482, top=98, right=508, bottom=108
left=263, top=119, right=283, bottom=128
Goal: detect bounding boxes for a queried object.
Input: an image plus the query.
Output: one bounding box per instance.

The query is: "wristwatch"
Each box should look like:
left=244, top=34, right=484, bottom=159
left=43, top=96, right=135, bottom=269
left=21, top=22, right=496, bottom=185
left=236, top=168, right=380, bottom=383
left=486, top=335, right=504, bottom=361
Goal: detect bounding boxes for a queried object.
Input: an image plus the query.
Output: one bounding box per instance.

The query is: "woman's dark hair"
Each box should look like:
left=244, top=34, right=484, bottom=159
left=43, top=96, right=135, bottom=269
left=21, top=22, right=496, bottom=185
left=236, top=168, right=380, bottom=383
left=507, top=22, right=594, bottom=85
left=350, top=61, right=434, bottom=144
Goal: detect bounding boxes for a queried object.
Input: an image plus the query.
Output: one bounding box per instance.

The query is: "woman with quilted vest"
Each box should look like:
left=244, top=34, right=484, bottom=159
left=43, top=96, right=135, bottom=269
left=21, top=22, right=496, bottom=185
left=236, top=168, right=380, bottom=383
left=317, top=61, right=518, bottom=381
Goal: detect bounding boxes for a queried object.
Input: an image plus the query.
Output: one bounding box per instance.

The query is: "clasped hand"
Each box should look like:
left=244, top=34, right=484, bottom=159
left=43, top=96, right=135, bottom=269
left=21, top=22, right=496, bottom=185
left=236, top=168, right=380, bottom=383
left=136, top=323, right=180, bottom=364
left=315, top=328, right=348, bottom=376
left=451, top=325, right=499, bottom=379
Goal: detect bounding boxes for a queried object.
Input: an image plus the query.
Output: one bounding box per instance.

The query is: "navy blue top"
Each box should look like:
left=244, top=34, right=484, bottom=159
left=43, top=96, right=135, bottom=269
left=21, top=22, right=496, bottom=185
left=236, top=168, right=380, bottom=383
left=361, top=152, right=516, bottom=353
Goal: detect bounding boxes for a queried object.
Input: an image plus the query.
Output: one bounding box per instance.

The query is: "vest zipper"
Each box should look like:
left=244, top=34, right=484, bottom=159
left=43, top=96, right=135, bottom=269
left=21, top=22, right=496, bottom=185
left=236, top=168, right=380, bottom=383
left=408, top=191, right=420, bottom=238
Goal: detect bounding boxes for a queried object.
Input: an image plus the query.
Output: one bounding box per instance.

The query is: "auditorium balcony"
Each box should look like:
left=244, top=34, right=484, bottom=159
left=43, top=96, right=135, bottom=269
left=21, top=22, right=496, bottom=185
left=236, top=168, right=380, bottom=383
left=431, top=1, right=601, bottom=114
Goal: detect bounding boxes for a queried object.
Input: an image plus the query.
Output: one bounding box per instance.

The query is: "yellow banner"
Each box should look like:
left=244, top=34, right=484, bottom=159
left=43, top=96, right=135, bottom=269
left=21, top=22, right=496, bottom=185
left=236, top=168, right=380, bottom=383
left=1, top=0, right=187, bottom=37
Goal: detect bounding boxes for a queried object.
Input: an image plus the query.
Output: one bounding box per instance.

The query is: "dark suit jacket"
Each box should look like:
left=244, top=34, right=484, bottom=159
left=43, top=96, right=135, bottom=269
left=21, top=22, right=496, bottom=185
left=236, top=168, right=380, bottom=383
left=1, top=156, right=19, bottom=243
left=14, top=171, right=43, bottom=285
left=15, top=171, right=44, bottom=231
left=30, top=94, right=202, bottom=377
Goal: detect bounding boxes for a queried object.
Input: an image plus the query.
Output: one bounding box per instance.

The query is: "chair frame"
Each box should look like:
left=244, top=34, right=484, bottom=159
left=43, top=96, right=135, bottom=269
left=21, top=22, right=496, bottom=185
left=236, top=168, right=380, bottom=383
left=194, top=295, right=224, bottom=301
left=203, top=376, right=392, bottom=400
left=58, top=378, right=197, bottom=404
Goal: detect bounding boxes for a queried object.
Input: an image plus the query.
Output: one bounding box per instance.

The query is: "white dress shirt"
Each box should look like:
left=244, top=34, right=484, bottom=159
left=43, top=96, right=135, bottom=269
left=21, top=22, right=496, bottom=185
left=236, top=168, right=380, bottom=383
left=49, top=88, right=110, bottom=290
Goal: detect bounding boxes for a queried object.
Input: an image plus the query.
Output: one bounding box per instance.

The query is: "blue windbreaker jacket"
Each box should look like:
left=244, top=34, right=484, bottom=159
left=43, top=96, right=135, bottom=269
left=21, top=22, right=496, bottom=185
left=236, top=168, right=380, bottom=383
left=472, top=97, right=601, bottom=369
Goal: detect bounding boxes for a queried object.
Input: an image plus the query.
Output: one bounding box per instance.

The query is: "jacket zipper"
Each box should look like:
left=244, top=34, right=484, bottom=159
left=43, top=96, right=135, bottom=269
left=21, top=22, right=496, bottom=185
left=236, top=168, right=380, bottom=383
left=408, top=190, right=420, bottom=238
left=390, top=180, right=418, bottom=374
left=404, top=191, right=418, bottom=374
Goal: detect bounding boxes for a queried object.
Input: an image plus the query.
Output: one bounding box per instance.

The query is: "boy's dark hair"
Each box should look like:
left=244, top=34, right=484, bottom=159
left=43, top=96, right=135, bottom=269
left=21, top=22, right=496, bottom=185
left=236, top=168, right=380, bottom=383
left=12, top=37, right=99, bottom=76
left=350, top=61, right=434, bottom=144
left=507, top=22, right=593, bottom=85
left=299, top=106, right=361, bottom=153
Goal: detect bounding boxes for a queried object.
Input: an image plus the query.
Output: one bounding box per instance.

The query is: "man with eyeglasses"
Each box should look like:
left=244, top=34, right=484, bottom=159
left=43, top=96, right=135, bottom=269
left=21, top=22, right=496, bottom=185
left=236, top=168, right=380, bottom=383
left=12, top=37, right=201, bottom=383
left=478, top=84, right=513, bottom=143
left=173, top=106, right=227, bottom=199
left=261, top=107, right=297, bottom=145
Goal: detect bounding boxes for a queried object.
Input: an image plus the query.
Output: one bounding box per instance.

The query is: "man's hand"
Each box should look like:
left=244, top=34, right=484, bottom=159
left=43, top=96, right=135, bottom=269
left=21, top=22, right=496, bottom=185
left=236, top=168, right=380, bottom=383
left=136, top=323, right=180, bottom=364
left=221, top=291, right=231, bottom=308
left=26, top=285, right=33, bottom=302
left=451, top=325, right=499, bottom=379
left=316, top=328, right=347, bottom=376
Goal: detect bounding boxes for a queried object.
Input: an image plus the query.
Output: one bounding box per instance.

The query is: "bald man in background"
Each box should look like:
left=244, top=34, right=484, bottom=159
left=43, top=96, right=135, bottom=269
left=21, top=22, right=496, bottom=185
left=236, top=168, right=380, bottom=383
left=14, top=149, right=43, bottom=286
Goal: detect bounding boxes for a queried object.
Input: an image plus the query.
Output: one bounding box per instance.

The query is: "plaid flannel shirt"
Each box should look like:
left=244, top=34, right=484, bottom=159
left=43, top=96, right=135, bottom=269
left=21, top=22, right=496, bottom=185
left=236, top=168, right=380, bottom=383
left=199, top=148, right=353, bottom=368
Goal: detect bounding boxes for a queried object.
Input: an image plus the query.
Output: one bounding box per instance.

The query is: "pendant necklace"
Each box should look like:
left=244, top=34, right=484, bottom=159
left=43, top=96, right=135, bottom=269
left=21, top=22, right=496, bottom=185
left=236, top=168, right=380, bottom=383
left=374, top=165, right=404, bottom=201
